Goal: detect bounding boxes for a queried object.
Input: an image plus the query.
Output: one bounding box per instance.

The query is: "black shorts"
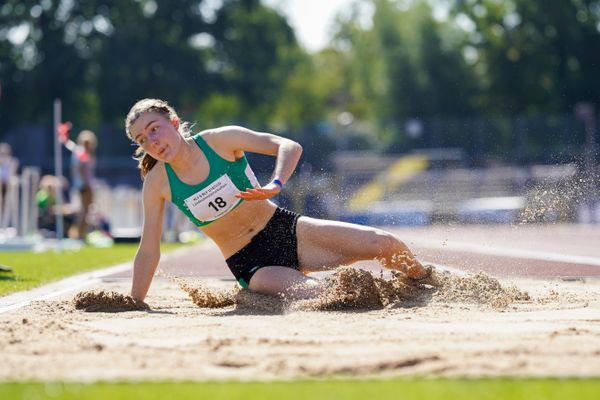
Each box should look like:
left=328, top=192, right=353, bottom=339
left=225, top=207, right=301, bottom=288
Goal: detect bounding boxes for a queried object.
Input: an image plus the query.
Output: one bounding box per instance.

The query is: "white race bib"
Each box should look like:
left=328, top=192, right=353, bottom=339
left=183, top=174, right=242, bottom=222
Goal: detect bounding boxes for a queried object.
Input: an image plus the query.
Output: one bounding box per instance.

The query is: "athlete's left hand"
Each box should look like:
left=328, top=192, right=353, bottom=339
left=236, top=182, right=281, bottom=201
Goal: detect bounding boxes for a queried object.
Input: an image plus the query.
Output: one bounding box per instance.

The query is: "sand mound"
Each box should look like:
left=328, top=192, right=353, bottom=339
left=433, top=271, right=531, bottom=308
left=177, top=280, right=237, bottom=308
left=235, top=289, right=287, bottom=313
left=73, top=290, right=149, bottom=312
left=292, top=267, right=433, bottom=311
left=175, top=267, right=530, bottom=312
left=295, top=267, right=385, bottom=311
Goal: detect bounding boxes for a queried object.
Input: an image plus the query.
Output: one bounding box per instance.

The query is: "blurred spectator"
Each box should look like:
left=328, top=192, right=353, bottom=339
left=36, top=174, right=76, bottom=237
left=60, top=130, right=97, bottom=239
left=0, top=142, right=18, bottom=203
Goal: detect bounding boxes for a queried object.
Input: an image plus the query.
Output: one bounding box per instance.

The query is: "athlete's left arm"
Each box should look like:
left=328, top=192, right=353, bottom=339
left=214, top=126, right=303, bottom=201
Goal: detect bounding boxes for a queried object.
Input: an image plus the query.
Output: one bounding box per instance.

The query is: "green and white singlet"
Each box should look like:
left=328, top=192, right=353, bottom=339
left=165, top=133, right=260, bottom=227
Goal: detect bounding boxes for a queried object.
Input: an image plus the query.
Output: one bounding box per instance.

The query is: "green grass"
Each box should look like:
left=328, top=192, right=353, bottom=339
left=0, top=243, right=185, bottom=296
left=0, top=379, right=598, bottom=400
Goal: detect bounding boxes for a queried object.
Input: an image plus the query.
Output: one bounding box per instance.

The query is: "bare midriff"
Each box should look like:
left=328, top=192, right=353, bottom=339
left=200, top=199, right=278, bottom=258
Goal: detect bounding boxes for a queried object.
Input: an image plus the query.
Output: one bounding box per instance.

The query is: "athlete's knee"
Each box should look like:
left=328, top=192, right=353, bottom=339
left=368, top=230, right=403, bottom=254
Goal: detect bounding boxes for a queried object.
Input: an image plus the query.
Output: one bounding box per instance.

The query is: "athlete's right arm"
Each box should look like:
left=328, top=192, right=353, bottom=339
left=60, top=138, right=77, bottom=153
left=130, top=175, right=165, bottom=301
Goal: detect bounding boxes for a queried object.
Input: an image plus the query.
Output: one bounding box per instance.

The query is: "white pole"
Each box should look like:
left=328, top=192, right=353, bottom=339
left=0, top=176, right=18, bottom=230
left=53, top=99, right=64, bottom=242
left=19, top=171, right=29, bottom=236
left=20, top=167, right=40, bottom=235
left=6, top=177, right=18, bottom=230
left=30, top=168, right=40, bottom=235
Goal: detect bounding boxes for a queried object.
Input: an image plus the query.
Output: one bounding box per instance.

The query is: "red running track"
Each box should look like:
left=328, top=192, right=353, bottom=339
left=393, top=224, right=600, bottom=278
left=110, top=224, right=600, bottom=280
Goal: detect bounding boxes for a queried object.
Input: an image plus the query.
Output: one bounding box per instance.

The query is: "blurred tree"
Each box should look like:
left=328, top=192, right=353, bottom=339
left=450, top=0, right=600, bottom=115
left=270, top=56, right=329, bottom=130
left=94, top=0, right=211, bottom=128
left=0, top=0, right=322, bottom=154
left=329, top=0, right=476, bottom=149
left=209, top=0, right=323, bottom=128
left=0, top=0, right=96, bottom=129
left=3, top=0, right=597, bottom=166
left=0, top=0, right=211, bottom=134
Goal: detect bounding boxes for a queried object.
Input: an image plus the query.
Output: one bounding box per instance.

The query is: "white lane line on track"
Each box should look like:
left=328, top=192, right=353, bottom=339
left=0, top=262, right=131, bottom=314
left=411, top=238, right=600, bottom=267
left=0, top=244, right=209, bottom=315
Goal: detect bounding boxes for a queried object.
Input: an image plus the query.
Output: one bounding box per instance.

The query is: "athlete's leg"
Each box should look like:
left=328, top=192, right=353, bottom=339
left=296, top=216, right=431, bottom=280
left=248, top=266, right=323, bottom=299
left=76, top=187, right=93, bottom=240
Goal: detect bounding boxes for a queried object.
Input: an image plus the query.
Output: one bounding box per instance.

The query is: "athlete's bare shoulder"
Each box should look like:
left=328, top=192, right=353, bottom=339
left=197, top=128, right=220, bottom=139
left=202, top=126, right=250, bottom=139
left=199, top=127, right=242, bottom=160
left=143, top=161, right=170, bottom=201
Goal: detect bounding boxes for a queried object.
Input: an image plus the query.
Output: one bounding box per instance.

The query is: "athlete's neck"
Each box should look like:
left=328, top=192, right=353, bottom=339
left=167, top=138, right=200, bottom=171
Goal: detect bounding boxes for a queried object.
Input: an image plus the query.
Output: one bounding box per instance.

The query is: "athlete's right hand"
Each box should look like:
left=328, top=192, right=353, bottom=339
left=236, top=182, right=281, bottom=201
left=57, top=121, right=72, bottom=143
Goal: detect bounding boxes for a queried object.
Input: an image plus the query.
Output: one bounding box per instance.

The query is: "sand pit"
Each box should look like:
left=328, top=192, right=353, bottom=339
left=74, top=290, right=150, bottom=312
left=2, top=265, right=600, bottom=381
left=174, top=268, right=530, bottom=313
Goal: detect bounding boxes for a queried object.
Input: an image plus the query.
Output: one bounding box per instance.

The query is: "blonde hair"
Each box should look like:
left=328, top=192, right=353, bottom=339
left=77, top=130, right=97, bottom=152
left=125, top=98, right=193, bottom=179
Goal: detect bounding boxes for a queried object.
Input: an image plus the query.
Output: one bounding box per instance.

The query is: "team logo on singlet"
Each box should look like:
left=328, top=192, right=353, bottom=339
left=183, top=174, right=242, bottom=222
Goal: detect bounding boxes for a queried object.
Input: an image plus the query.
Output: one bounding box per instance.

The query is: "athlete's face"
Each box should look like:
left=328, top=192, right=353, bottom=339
left=130, top=112, right=182, bottom=161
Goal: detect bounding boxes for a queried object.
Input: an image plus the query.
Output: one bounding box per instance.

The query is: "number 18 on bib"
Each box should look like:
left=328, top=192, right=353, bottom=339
left=183, top=174, right=242, bottom=222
